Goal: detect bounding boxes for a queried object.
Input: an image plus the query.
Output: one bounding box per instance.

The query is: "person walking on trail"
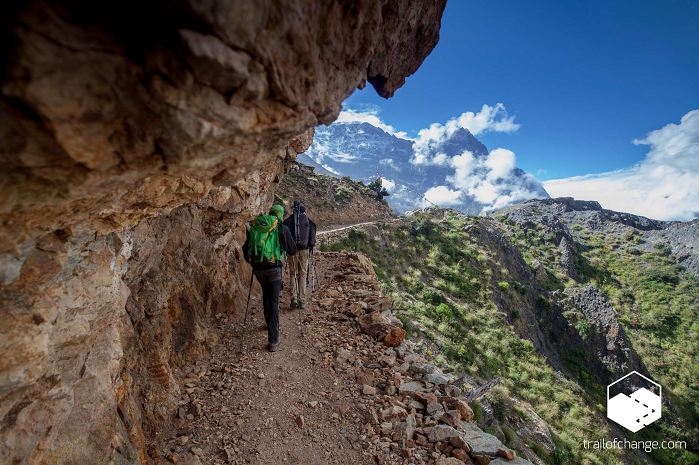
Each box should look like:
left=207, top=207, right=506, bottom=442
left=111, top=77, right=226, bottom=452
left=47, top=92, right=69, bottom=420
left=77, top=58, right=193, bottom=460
left=283, top=203, right=316, bottom=310
left=242, top=205, right=296, bottom=352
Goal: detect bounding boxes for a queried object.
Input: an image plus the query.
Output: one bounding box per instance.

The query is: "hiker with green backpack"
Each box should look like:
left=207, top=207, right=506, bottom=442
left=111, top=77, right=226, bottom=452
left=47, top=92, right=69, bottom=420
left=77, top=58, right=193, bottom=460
left=242, top=205, right=296, bottom=352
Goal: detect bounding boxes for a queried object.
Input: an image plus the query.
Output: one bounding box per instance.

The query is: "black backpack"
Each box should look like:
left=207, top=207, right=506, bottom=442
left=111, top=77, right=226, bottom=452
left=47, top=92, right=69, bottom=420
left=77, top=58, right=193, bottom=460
left=296, top=214, right=310, bottom=249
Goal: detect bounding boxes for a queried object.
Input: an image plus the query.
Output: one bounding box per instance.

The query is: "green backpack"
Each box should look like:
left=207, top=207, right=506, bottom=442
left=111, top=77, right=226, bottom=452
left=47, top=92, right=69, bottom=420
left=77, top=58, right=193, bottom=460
left=247, top=214, right=282, bottom=263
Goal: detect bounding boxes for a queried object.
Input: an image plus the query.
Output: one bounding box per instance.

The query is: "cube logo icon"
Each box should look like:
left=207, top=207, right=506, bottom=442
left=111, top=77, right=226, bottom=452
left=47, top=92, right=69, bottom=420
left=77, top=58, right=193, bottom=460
left=607, top=371, right=661, bottom=432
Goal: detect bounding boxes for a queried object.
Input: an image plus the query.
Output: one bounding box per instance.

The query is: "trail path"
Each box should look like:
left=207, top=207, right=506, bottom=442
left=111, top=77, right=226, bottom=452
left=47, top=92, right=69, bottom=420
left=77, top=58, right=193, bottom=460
left=154, top=253, right=373, bottom=465
left=318, top=218, right=401, bottom=236
left=153, top=251, right=532, bottom=465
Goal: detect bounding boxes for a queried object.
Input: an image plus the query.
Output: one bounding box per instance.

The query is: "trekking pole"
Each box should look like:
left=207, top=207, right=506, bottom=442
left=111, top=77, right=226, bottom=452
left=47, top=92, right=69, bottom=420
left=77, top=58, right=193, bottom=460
left=292, top=256, right=304, bottom=337
left=239, top=271, right=255, bottom=353
left=311, top=250, right=320, bottom=290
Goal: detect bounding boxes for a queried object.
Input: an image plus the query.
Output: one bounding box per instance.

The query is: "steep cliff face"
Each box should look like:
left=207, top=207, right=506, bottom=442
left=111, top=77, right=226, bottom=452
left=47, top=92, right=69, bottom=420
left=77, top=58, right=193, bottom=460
left=0, top=1, right=447, bottom=463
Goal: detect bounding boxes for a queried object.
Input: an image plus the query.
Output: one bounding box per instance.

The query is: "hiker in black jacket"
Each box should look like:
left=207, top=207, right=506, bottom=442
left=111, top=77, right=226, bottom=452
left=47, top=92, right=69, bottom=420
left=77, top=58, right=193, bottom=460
left=283, top=204, right=316, bottom=309
left=243, top=205, right=296, bottom=352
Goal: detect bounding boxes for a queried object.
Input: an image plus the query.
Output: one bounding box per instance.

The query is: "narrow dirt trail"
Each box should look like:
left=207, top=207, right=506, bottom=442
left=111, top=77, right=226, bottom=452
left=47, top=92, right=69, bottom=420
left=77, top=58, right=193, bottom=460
left=317, top=218, right=401, bottom=236
left=154, top=253, right=373, bottom=465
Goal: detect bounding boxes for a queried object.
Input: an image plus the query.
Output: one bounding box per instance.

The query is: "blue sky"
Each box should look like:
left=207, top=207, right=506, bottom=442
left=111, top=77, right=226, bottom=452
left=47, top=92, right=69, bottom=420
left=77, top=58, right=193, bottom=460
left=336, top=0, right=699, bottom=220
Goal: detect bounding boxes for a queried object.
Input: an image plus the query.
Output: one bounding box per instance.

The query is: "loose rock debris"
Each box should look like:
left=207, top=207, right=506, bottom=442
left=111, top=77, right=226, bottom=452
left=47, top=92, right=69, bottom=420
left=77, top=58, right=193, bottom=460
left=152, top=252, right=531, bottom=465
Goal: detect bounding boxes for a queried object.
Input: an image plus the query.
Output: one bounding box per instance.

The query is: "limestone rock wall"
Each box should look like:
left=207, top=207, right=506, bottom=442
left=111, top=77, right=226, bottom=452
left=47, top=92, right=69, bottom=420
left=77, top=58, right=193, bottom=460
left=0, top=1, right=447, bottom=463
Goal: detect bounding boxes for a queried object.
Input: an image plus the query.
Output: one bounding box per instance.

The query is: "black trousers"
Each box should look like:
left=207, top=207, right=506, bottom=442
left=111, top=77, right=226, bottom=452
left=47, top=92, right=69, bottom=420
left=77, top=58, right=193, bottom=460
left=259, top=279, right=281, bottom=344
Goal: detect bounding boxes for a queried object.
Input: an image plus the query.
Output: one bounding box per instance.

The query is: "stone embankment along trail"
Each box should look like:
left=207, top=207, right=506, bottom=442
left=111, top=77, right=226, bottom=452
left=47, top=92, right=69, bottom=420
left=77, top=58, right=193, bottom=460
left=154, top=252, right=532, bottom=465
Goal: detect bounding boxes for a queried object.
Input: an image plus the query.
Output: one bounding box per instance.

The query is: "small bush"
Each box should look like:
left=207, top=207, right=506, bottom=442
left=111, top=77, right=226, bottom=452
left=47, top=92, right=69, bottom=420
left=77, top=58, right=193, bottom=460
left=575, top=319, right=594, bottom=340
left=471, top=401, right=483, bottom=424
left=333, top=185, right=354, bottom=202
left=436, top=303, right=453, bottom=321
left=348, top=227, right=368, bottom=241
left=423, top=288, right=446, bottom=305
left=514, top=281, right=527, bottom=295
left=498, top=282, right=510, bottom=292
left=502, top=425, right=517, bottom=447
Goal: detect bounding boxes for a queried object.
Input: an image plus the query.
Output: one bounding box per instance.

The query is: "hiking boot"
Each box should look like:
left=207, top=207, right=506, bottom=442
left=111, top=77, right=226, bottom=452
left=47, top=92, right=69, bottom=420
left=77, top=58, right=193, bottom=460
left=268, top=341, right=280, bottom=352
left=290, top=298, right=298, bottom=309
left=299, top=302, right=307, bottom=309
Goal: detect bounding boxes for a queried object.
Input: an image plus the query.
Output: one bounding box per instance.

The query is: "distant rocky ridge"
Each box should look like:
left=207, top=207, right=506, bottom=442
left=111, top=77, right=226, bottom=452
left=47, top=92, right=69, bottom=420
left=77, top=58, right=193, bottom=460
left=495, top=197, right=699, bottom=279
left=305, top=122, right=549, bottom=215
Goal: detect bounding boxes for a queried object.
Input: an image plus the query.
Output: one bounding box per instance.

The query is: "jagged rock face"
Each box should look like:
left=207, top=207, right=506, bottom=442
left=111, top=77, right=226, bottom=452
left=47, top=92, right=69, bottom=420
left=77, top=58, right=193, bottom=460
left=1, top=0, right=447, bottom=253
left=367, top=0, right=448, bottom=98
left=0, top=1, right=446, bottom=463
left=561, top=287, right=646, bottom=378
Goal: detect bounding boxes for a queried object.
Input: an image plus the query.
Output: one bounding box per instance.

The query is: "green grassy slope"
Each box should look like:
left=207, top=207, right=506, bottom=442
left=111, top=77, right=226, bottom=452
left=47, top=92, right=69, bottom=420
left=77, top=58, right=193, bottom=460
left=324, top=205, right=698, bottom=465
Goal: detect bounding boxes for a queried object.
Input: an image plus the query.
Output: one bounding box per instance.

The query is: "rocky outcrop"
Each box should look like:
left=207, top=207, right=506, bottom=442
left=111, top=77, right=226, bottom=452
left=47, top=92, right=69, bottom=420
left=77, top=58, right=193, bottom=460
left=367, top=0, right=448, bottom=98
left=558, top=236, right=578, bottom=280
left=1, top=1, right=447, bottom=463
left=276, top=162, right=396, bottom=230
left=310, top=252, right=531, bottom=465
left=561, top=286, right=646, bottom=380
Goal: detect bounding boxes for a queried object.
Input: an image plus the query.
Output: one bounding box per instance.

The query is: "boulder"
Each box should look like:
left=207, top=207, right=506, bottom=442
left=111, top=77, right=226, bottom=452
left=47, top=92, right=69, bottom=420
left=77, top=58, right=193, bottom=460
left=397, top=414, right=416, bottom=448
left=452, top=448, right=472, bottom=463
left=425, top=372, right=455, bottom=385
left=383, top=326, right=406, bottom=347
left=381, top=406, right=408, bottom=421
left=415, top=391, right=438, bottom=405
left=441, top=410, right=461, bottom=428
left=398, top=381, right=425, bottom=395
left=427, top=402, right=445, bottom=417
left=460, top=427, right=507, bottom=457
left=441, top=397, right=474, bottom=421
left=410, top=362, right=437, bottom=375
left=427, top=425, right=461, bottom=443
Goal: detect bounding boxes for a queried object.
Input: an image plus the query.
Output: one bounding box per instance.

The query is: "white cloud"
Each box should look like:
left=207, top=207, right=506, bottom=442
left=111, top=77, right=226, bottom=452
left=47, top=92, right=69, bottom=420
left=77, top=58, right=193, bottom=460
left=444, top=148, right=545, bottom=211
left=544, top=110, right=699, bottom=221
left=321, top=163, right=340, bottom=175
left=412, top=103, right=520, bottom=165
left=380, top=177, right=396, bottom=193
left=336, top=105, right=408, bottom=139
left=330, top=152, right=357, bottom=163
left=452, top=103, right=521, bottom=136
left=424, top=186, right=463, bottom=206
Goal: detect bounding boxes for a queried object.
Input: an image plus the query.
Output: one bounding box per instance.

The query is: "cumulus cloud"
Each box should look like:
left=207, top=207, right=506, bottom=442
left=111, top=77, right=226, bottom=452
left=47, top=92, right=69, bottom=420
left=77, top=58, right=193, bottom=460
left=336, top=105, right=408, bottom=139
left=380, top=177, right=396, bottom=193
left=544, top=110, right=699, bottom=221
left=445, top=148, right=545, bottom=210
left=412, top=103, right=520, bottom=165
left=423, top=186, right=463, bottom=206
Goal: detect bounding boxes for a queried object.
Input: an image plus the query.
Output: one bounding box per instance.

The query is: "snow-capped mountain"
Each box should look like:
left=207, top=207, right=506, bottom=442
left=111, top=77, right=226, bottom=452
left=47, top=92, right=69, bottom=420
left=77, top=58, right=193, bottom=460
left=304, top=121, right=549, bottom=214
